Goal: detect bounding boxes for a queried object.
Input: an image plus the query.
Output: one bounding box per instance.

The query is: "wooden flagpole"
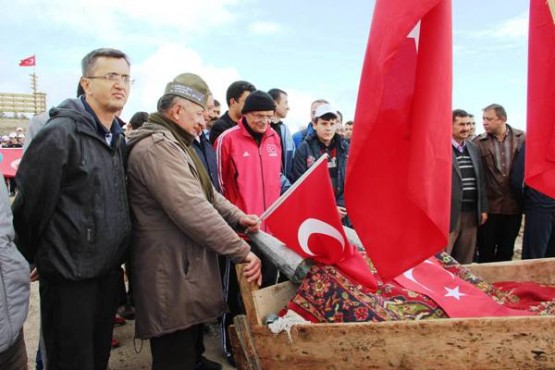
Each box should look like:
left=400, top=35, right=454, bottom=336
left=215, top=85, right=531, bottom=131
left=548, top=0, right=555, bottom=23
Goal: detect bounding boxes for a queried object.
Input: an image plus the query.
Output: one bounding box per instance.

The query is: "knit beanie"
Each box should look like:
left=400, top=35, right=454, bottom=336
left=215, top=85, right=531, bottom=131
left=241, top=90, right=276, bottom=114
left=163, top=73, right=211, bottom=109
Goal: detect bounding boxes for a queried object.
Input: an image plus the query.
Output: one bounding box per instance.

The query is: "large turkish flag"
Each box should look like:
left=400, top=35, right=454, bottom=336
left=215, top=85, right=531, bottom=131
left=345, top=0, right=452, bottom=280
left=525, top=0, right=555, bottom=198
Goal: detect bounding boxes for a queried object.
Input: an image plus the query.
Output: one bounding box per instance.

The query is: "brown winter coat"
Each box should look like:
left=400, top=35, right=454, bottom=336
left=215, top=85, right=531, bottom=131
left=126, top=122, right=250, bottom=339
left=473, top=125, right=525, bottom=215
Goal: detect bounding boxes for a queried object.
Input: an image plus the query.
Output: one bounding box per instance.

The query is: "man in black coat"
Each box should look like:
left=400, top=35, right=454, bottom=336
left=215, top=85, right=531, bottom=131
left=12, top=48, right=132, bottom=370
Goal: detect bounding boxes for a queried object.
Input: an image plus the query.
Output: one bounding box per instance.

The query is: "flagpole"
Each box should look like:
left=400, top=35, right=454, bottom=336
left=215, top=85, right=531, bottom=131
left=31, top=53, right=37, bottom=114
left=548, top=0, right=555, bottom=23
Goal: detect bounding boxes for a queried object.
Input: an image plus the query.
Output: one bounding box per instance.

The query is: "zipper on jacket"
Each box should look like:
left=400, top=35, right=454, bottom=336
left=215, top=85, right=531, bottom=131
left=258, top=145, right=267, bottom=212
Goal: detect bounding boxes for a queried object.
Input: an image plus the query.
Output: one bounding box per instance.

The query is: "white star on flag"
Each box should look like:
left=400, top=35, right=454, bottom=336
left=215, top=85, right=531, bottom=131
left=444, top=286, right=466, bottom=300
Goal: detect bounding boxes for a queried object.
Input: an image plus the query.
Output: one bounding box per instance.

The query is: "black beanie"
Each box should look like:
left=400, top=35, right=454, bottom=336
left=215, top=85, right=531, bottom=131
left=242, top=90, right=276, bottom=114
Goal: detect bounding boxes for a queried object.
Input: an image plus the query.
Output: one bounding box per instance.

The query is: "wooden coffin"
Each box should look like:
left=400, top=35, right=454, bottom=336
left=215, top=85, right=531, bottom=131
left=230, top=258, right=555, bottom=370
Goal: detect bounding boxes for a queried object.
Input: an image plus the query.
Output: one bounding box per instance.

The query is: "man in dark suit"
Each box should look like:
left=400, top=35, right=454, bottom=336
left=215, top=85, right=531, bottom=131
left=446, top=109, right=488, bottom=264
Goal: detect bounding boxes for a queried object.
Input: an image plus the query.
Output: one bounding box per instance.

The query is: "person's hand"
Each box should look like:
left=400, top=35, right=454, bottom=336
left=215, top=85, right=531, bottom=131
left=242, top=252, right=262, bottom=286
left=239, top=214, right=261, bottom=234
left=30, top=267, right=39, bottom=282
left=337, top=206, right=347, bottom=219
left=480, top=212, right=488, bottom=225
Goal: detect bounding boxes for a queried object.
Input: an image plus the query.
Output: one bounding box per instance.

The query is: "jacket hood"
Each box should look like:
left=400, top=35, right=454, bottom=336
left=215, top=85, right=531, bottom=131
left=126, top=121, right=171, bottom=151
left=49, top=98, right=94, bottom=127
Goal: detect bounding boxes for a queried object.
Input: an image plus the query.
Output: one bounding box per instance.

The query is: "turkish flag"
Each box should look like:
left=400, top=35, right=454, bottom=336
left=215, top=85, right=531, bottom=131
left=0, top=148, right=23, bottom=178
left=394, top=258, right=531, bottom=318
left=345, top=0, right=452, bottom=280
left=525, top=0, right=555, bottom=199
left=263, top=155, right=377, bottom=289
left=19, top=55, right=36, bottom=67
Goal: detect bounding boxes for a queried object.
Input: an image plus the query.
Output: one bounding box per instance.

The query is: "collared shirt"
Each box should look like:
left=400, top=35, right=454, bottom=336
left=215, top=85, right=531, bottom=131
left=451, top=138, right=465, bottom=153
left=80, top=96, right=123, bottom=147
left=490, top=126, right=514, bottom=178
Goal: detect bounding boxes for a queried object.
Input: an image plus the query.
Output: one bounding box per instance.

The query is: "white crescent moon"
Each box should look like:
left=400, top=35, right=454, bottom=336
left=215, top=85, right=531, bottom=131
left=297, top=218, right=345, bottom=256
left=11, top=159, right=20, bottom=170
left=403, top=268, right=432, bottom=292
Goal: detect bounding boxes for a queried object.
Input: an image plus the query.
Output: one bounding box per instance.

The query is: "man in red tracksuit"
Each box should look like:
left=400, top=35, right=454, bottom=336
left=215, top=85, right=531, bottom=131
left=216, top=90, right=283, bottom=228
left=214, top=90, right=283, bottom=365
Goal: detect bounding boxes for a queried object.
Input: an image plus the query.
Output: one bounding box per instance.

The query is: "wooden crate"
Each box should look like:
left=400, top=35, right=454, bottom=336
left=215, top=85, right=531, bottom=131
left=231, top=258, right=555, bottom=370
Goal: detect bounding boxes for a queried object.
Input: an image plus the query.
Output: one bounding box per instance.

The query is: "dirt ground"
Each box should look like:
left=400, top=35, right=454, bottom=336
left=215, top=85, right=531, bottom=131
left=23, top=282, right=234, bottom=370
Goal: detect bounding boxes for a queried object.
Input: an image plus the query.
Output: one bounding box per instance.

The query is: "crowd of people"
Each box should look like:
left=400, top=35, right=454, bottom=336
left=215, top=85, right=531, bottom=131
left=1, top=129, right=26, bottom=148
left=1, top=46, right=554, bottom=370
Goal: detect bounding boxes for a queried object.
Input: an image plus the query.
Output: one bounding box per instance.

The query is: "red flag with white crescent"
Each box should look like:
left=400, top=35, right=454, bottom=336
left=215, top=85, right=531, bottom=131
left=0, top=148, right=23, bottom=178
left=262, top=155, right=377, bottom=289
left=525, top=0, right=555, bottom=198
left=19, top=55, right=36, bottom=67
left=345, top=0, right=452, bottom=280
left=394, top=258, right=531, bottom=317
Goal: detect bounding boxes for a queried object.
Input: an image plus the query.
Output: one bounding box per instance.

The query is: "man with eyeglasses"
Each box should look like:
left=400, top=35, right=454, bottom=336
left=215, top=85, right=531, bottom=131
left=12, top=48, right=132, bottom=370
left=214, top=90, right=285, bottom=365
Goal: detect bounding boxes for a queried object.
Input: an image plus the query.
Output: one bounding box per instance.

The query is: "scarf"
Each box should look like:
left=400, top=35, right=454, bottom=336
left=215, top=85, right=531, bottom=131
left=148, top=112, right=215, bottom=204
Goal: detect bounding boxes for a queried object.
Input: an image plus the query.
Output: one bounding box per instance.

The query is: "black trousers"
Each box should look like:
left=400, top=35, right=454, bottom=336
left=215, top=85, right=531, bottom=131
left=39, top=270, right=121, bottom=370
left=477, top=214, right=522, bottom=262
left=150, top=325, right=201, bottom=370
left=522, top=210, right=555, bottom=259
left=220, top=241, right=278, bottom=358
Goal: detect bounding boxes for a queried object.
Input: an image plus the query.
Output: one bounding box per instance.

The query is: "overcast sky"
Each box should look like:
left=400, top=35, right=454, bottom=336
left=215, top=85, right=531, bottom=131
left=0, top=0, right=529, bottom=133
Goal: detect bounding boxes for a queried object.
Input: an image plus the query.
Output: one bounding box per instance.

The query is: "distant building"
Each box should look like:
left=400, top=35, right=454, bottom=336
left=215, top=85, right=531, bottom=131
left=0, top=92, right=47, bottom=116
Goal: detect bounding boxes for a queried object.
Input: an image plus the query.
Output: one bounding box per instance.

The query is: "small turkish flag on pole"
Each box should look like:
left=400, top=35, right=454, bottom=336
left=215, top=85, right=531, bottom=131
left=19, top=55, right=36, bottom=67
left=262, top=154, right=377, bottom=289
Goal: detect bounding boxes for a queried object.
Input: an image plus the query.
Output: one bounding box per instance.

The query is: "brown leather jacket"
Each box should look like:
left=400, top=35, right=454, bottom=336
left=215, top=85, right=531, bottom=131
left=472, top=125, right=525, bottom=215
left=126, top=123, right=250, bottom=339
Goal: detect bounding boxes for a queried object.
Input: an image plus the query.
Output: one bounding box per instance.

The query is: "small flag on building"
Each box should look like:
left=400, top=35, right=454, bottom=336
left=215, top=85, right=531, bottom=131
left=19, top=55, right=36, bottom=67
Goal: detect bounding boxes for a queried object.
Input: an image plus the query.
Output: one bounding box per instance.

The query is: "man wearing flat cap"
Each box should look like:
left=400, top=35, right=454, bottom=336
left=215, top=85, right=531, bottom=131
left=215, top=90, right=287, bottom=363
left=126, top=73, right=262, bottom=370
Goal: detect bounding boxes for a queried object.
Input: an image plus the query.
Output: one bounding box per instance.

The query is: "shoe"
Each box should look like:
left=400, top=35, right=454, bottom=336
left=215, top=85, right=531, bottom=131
left=226, top=353, right=236, bottom=367
left=196, top=356, right=223, bottom=370
left=117, top=304, right=135, bottom=320
left=110, top=338, right=120, bottom=349
left=113, top=315, right=126, bottom=327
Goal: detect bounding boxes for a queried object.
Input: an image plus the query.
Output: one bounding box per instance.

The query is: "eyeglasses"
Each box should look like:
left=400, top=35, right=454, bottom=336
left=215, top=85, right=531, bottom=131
left=86, top=73, right=134, bottom=85
left=250, top=113, right=273, bottom=122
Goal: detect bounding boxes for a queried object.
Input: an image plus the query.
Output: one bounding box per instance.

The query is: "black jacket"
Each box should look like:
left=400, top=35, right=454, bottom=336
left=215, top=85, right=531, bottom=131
left=193, top=134, right=221, bottom=193
left=291, top=133, right=349, bottom=208
left=511, top=142, right=555, bottom=211
left=450, top=141, right=489, bottom=231
left=12, top=98, right=131, bottom=280
left=209, top=111, right=236, bottom=145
